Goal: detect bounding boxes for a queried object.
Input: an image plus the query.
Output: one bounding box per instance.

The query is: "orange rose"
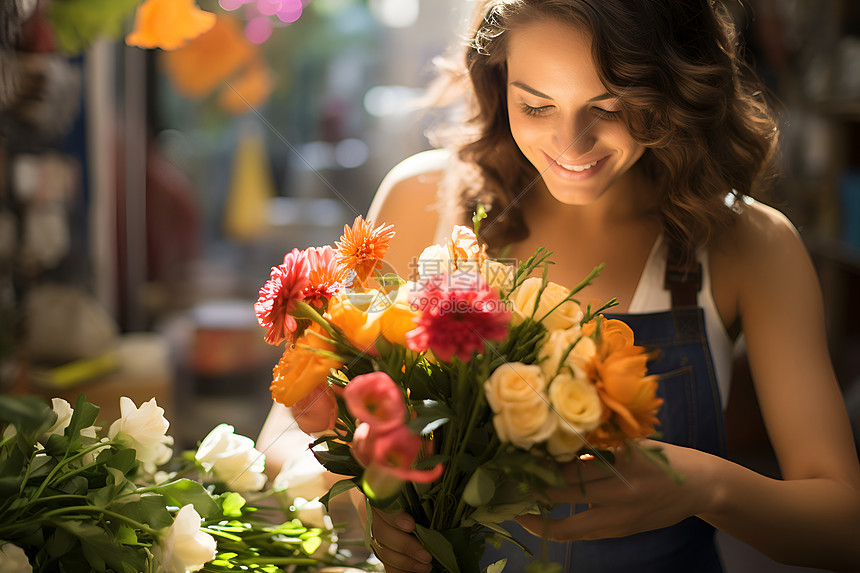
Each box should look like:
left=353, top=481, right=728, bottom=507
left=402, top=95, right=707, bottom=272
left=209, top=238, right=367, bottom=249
left=270, top=324, right=342, bottom=407
left=583, top=317, right=636, bottom=358
left=326, top=292, right=383, bottom=354
left=591, top=346, right=661, bottom=439
left=448, top=225, right=488, bottom=270
left=379, top=285, right=420, bottom=346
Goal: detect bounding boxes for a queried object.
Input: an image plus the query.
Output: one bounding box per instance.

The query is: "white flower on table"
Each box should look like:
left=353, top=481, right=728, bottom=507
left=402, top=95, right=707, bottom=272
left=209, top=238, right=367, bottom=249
left=194, top=424, right=267, bottom=492
left=0, top=543, right=32, bottom=573
left=154, top=505, right=217, bottom=573
left=107, top=397, right=174, bottom=473
left=40, top=398, right=98, bottom=445
left=272, top=445, right=328, bottom=502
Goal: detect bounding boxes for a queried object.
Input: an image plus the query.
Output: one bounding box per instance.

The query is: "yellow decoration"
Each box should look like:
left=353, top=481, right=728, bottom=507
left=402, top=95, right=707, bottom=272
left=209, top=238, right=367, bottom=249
left=223, top=125, right=275, bottom=242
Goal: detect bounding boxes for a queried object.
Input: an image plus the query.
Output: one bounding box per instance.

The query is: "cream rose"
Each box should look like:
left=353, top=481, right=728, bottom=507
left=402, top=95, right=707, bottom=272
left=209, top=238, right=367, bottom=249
left=273, top=446, right=328, bottom=502
left=484, top=362, right=548, bottom=413
left=481, top=260, right=515, bottom=293
left=492, top=399, right=557, bottom=450
left=546, top=426, right=587, bottom=462
left=508, top=277, right=582, bottom=331
left=417, top=243, right=452, bottom=279
left=538, top=329, right=596, bottom=381
left=548, top=371, right=603, bottom=434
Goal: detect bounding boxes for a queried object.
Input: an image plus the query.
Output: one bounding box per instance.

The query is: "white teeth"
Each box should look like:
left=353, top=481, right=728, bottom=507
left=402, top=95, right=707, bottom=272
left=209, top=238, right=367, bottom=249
left=557, top=159, right=598, bottom=172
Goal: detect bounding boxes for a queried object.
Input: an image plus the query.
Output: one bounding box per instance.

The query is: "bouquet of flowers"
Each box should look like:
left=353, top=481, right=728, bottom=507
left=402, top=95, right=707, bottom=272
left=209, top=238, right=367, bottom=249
left=255, top=215, right=673, bottom=572
left=0, top=394, right=364, bottom=573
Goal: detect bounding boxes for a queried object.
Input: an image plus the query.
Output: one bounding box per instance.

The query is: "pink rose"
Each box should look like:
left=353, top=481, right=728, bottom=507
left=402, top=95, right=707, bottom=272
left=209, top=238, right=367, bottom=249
left=291, top=383, right=338, bottom=435
left=343, top=372, right=406, bottom=433
left=358, top=425, right=444, bottom=500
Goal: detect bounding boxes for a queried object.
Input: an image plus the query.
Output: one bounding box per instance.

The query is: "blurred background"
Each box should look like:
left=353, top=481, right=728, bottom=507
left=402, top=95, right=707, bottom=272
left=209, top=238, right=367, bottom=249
left=1, top=1, right=859, bottom=570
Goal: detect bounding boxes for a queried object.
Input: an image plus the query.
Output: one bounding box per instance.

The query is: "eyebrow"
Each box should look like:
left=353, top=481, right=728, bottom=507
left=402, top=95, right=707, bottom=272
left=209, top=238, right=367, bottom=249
left=509, top=81, right=613, bottom=103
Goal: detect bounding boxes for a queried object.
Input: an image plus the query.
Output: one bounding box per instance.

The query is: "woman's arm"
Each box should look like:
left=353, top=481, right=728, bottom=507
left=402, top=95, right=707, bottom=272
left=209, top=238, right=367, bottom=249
left=519, top=203, right=860, bottom=571
left=698, top=203, right=860, bottom=569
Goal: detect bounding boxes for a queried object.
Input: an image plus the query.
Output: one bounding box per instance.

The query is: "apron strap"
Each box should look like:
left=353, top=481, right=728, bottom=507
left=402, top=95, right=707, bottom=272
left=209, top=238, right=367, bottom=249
left=665, top=242, right=702, bottom=308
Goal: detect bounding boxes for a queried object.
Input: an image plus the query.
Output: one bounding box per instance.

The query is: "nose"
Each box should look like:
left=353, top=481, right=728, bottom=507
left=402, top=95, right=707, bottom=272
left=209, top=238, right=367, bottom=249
left=554, top=112, right=596, bottom=158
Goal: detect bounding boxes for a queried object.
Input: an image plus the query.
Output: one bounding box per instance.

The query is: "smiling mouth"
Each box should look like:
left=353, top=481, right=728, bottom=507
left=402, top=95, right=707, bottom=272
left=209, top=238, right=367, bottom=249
left=555, top=158, right=599, bottom=172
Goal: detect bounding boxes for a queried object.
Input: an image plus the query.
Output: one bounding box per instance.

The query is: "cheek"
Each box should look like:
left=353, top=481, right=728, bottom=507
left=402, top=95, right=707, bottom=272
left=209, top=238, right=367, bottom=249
left=507, top=113, right=542, bottom=155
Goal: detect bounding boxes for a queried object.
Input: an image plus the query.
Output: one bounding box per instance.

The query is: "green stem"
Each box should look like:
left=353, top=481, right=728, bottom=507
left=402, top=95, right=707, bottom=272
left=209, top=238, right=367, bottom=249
left=40, top=505, right=160, bottom=536
left=31, top=440, right=116, bottom=502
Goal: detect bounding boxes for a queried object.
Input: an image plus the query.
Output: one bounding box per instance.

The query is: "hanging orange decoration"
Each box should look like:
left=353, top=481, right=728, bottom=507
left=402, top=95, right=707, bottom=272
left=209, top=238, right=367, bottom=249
left=126, top=0, right=216, bottom=51
left=162, top=15, right=255, bottom=98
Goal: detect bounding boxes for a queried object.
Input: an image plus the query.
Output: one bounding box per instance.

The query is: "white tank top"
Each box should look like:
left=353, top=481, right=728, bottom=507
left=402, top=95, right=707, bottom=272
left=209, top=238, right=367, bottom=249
left=628, top=233, right=733, bottom=408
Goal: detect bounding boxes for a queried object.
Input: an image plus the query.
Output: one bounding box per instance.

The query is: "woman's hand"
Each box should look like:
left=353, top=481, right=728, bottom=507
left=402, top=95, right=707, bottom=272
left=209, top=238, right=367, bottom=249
left=369, top=507, right=433, bottom=573
left=516, top=440, right=720, bottom=541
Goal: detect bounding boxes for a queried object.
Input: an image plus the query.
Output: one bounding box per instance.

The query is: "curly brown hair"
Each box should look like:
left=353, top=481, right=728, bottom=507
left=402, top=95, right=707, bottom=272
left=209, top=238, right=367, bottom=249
left=429, top=0, right=780, bottom=256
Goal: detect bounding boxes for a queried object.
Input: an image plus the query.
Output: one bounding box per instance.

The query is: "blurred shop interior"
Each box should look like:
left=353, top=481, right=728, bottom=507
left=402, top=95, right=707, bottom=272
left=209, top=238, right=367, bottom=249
left=1, top=2, right=860, bottom=568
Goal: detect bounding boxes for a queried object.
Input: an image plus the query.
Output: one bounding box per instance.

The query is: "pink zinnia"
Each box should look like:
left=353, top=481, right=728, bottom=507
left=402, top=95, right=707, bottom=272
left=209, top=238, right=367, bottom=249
left=303, top=245, right=341, bottom=308
left=255, top=248, right=310, bottom=345
left=407, top=271, right=510, bottom=362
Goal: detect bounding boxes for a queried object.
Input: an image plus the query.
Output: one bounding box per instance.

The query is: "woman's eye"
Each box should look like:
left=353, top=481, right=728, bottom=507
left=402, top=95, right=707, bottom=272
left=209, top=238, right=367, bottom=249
left=520, top=103, right=551, bottom=117
left=594, top=108, right=622, bottom=120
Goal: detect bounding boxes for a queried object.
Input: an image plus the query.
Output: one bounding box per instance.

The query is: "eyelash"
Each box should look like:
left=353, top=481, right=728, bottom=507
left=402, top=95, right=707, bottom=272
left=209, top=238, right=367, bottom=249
left=518, top=102, right=623, bottom=120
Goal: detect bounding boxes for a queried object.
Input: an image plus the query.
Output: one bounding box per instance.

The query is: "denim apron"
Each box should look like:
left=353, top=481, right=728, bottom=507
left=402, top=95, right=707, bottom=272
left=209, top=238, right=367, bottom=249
left=481, top=249, right=728, bottom=572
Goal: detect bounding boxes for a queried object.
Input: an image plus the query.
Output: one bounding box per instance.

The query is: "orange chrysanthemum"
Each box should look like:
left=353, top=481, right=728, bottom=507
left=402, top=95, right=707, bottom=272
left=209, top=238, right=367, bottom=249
left=335, top=216, right=396, bottom=288
left=126, top=0, right=216, bottom=51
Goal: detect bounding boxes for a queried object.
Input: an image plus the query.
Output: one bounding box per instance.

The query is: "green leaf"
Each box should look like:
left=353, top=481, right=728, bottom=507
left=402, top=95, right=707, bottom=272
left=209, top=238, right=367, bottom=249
left=414, top=524, right=460, bottom=573
left=463, top=467, right=496, bottom=507
left=0, top=395, right=54, bottom=448
left=220, top=492, right=246, bottom=518
left=113, top=494, right=173, bottom=529
left=65, top=395, right=100, bottom=454
left=301, top=535, right=322, bottom=555
left=45, top=528, right=77, bottom=558
left=48, top=0, right=143, bottom=56
left=484, top=559, right=508, bottom=573
left=147, top=479, right=219, bottom=518
left=59, top=475, right=89, bottom=496
left=319, top=478, right=358, bottom=512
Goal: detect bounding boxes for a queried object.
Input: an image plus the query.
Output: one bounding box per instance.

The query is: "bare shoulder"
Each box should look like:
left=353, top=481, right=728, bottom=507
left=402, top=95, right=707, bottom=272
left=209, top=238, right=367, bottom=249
left=714, top=199, right=819, bottom=317
left=367, top=148, right=452, bottom=276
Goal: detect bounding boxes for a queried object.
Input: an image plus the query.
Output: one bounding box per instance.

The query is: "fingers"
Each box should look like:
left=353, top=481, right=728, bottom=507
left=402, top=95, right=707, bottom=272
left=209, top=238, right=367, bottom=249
left=516, top=506, right=619, bottom=542
left=370, top=508, right=433, bottom=573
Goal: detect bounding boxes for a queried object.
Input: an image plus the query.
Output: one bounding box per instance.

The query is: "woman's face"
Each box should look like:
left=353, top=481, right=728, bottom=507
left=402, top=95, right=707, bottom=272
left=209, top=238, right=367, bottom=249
left=505, top=19, right=646, bottom=207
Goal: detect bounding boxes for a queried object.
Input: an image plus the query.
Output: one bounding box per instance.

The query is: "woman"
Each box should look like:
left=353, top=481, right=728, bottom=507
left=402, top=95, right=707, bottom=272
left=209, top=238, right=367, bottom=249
left=360, top=0, right=860, bottom=571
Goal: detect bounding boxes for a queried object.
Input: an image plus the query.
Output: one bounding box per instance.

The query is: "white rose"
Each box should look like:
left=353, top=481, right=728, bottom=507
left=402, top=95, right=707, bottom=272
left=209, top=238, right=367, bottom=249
left=492, top=399, right=557, bottom=450
left=546, top=426, right=587, bottom=462
left=40, top=398, right=98, bottom=445
left=538, top=328, right=595, bottom=381
left=0, top=543, right=32, bottom=573
left=509, top=277, right=582, bottom=331
left=195, top=424, right=267, bottom=492
left=483, top=362, right=548, bottom=413
left=108, top=397, right=174, bottom=473
left=155, top=505, right=217, bottom=573
left=417, top=243, right=453, bottom=280
left=273, top=446, right=328, bottom=502
left=548, top=372, right=603, bottom=434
